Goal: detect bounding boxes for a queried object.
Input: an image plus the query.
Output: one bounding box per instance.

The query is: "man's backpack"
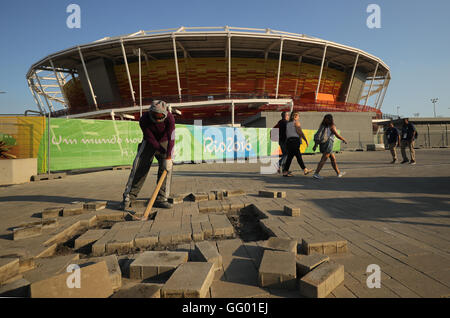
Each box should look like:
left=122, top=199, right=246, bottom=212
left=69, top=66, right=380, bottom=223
left=314, top=125, right=329, bottom=144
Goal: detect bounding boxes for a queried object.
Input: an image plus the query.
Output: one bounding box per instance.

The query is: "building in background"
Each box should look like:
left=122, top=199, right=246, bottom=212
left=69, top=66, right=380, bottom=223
left=26, top=26, right=390, bottom=131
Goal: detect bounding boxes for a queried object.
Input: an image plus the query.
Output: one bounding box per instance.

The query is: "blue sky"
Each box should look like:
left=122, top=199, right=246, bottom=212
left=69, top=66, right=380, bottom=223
left=0, top=0, right=449, bottom=117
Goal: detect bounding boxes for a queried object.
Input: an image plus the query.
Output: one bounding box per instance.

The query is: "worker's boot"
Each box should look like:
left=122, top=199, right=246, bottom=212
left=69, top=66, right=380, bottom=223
left=154, top=196, right=172, bottom=209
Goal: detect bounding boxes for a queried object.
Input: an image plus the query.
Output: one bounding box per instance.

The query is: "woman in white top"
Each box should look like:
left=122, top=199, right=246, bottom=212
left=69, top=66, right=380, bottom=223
left=282, top=112, right=311, bottom=177
left=313, top=114, right=348, bottom=179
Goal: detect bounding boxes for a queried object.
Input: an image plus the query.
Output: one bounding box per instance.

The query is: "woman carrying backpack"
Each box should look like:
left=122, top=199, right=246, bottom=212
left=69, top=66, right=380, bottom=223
left=312, top=114, right=348, bottom=180
left=282, top=112, right=312, bottom=177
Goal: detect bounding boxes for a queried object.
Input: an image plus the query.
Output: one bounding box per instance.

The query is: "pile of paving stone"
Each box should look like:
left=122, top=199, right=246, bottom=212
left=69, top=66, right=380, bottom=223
left=0, top=189, right=348, bottom=298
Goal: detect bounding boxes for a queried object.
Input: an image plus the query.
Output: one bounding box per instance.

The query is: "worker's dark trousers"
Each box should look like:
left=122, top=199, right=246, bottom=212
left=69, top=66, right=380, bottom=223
left=122, top=140, right=173, bottom=202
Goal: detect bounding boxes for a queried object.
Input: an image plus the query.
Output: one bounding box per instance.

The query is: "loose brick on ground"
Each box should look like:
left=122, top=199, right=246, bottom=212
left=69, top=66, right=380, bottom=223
left=76, top=255, right=122, bottom=291
left=161, top=262, right=215, bottom=298
left=258, top=190, right=277, bottom=198
left=296, top=254, right=330, bottom=277
left=194, top=241, right=222, bottom=270
left=264, top=237, right=297, bottom=254
left=299, top=261, right=344, bottom=298
left=41, top=207, right=63, bottom=219
left=129, top=251, right=188, bottom=281
left=74, top=229, right=108, bottom=249
left=0, top=258, right=20, bottom=284
left=284, top=205, right=301, bottom=217
left=84, top=201, right=107, bottom=211
left=258, top=250, right=296, bottom=290
left=111, top=283, right=161, bottom=298
left=62, top=203, right=85, bottom=217
left=302, top=234, right=348, bottom=255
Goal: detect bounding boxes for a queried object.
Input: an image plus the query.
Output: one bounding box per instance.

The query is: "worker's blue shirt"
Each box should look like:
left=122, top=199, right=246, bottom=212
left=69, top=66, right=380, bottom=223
left=385, top=127, right=399, bottom=144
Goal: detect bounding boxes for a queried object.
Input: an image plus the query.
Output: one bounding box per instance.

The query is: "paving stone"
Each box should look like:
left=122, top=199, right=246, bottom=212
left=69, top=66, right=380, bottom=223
left=161, top=262, right=215, bottom=298
left=91, top=228, right=119, bottom=256
left=0, top=278, right=31, bottom=297
left=188, top=193, right=209, bottom=202
left=284, top=205, right=301, bottom=217
left=106, top=221, right=144, bottom=254
left=299, top=261, right=344, bottom=298
left=168, top=195, right=185, bottom=204
left=22, top=254, right=80, bottom=284
left=225, top=189, right=246, bottom=197
left=129, top=251, right=188, bottom=281
left=214, top=190, right=225, bottom=200
left=194, top=241, right=223, bottom=270
left=0, top=258, right=20, bottom=284
left=18, top=258, right=36, bottom=274
left=277, top=191, right=287, bottom=198
left=30, top=261, right=113, bottom=298
left=210, top=280, right=269, bottom=298
left=41, top=207, right=63, bottom=219
left=258, top=250, right=296, bottom=290
left=209, top=214, right=234, bottom=238
left=13, top=225, right=42, bottom=240
left=296, top=254, right=330, bottom=277
left=75, top=255, right=122, bottom=291
left=111, top=283, right=161, bottom=298
left=95, top=210, right=126, bottom=222
left=302, top=234, right=348, bottom=255
left=258, top=191, right=277, bottom=198
left=62, top=203, right=85, bottom=217
left=74, top=229, right=108, bottom=249
left=83, top=201, right=107, bottom=211
left=208, top=192, right=216, bottom=201
left=134, top=221, right=158, bottom=248
left=264, top=237, right=297, bottom=254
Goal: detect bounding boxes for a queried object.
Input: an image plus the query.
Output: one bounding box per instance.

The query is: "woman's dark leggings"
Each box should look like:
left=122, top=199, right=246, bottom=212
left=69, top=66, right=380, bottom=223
left=283, top=137, right=306, bottom=172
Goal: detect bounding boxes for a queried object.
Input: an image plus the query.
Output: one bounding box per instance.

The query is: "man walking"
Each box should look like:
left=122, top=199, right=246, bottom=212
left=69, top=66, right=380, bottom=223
left=272, top=111, right=289, bottom=173
left=400, top=118, right=417, bottom=165
left=121, top=100, right=175, bottom=209
left=385, top=121, right=400, bottom=163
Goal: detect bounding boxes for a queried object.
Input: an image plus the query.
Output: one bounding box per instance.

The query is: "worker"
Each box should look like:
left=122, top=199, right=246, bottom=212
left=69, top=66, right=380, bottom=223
left=120, top=100, right=175, bottom=210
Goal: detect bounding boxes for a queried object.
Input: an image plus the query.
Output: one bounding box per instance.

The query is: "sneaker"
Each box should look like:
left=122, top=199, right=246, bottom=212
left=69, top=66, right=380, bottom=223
left=410, top=160, right=416, bottom=165
left=390, top=159, right=397, bottom=164
left=401, top=160, right=409, bottom=164
left=338, top=171, right=346, bottom=178
left=154, top=200, right=173, bottom=209
left=119, top=199, right=132, bottom=211
left=313, top=173, right=323, bottom=180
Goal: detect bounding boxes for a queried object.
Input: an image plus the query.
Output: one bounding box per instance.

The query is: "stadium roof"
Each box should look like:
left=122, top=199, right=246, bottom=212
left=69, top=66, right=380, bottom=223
left=27, top=26, right=390, bottom=80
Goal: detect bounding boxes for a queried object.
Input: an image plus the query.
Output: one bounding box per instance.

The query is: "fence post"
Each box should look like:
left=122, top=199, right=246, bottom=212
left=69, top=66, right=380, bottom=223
left=427, top=124, right=431, bottom=148
left=446, top=124, right=448, bottom=147
left=47, top=112, right=51, bottom=175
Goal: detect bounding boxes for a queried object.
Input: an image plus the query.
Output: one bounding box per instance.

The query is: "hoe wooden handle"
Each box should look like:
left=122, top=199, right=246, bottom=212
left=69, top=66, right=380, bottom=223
left=142, top=169, right=168, bottom=221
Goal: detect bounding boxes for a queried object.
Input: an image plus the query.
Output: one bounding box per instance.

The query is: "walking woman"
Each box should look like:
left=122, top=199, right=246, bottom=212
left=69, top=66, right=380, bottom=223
left=282, top=112, right=312, bottom=177
left=313, top=114, right=347, bottom=180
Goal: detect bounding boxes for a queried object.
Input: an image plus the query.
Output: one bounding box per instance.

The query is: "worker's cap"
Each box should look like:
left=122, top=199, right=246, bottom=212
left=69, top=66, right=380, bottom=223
left=149, top=100, right=168, bottom=122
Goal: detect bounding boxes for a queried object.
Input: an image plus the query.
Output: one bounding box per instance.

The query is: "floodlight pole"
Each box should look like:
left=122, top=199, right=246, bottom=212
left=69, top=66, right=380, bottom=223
left=275, top=38, right=284, bottom=99
left=49, top=59, right=70, bottom=109
left=120, top=39, right=136, bottom=106
left=172, top=35, right=182, bottom=102
left=78, top=46, right=98, bottom=110
left=431, top=98, right=438, bottom=117
left=364, top=62, right=379, bottom=106
left=345, top=53, right=359, bottom=103
left=315, top=44, right=327, bottom=101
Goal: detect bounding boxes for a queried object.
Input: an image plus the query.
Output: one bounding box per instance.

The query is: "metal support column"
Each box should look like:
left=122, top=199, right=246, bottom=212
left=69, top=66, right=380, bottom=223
left=293, top=56, right=303, bottom=98
left=34, top=72, right=54, bottom=113
left=377, top=75, right=390, bottom=109
left=120, top=39, right=136, bottom=105
left=49, top=59, right=70, bottom=109
left=275, top=39, right=284, bottom=99
left=364, top=62, right=379, bottom=106
left=374, top=73, right=388, bottom=109
left=27, top=79, right=45, bottom=114
left=228, top=34, right=232, bottom=98
left=172, top=36, right=182, bottom=102
left=78, top=46, right=98, bottom=110
left=315, top=45, right=327, bottom=101
left=231, top=101, right=235, bottom=126
left=345, top=53, right=359, bottom=103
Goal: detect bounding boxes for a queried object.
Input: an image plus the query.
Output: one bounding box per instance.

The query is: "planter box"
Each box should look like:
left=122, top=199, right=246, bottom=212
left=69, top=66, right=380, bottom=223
left=0, top=158, right=37, bottom=185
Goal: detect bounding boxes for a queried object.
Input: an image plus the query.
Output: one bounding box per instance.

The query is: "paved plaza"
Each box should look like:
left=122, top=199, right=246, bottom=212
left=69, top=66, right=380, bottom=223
left=0, top=148, right=449, bottom=298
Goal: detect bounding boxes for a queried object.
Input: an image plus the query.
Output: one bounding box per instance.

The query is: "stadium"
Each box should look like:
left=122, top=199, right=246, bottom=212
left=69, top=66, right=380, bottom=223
left=26, top=26, right=390, bottom=127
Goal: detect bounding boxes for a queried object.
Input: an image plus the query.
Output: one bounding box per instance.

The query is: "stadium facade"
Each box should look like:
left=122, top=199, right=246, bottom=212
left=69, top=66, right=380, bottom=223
left=26, top=26, right=390, bottom=126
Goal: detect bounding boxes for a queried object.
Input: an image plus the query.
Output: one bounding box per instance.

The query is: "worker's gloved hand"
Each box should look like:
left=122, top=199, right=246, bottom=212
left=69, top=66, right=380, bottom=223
left=163, top=158, right=173, bottom=171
